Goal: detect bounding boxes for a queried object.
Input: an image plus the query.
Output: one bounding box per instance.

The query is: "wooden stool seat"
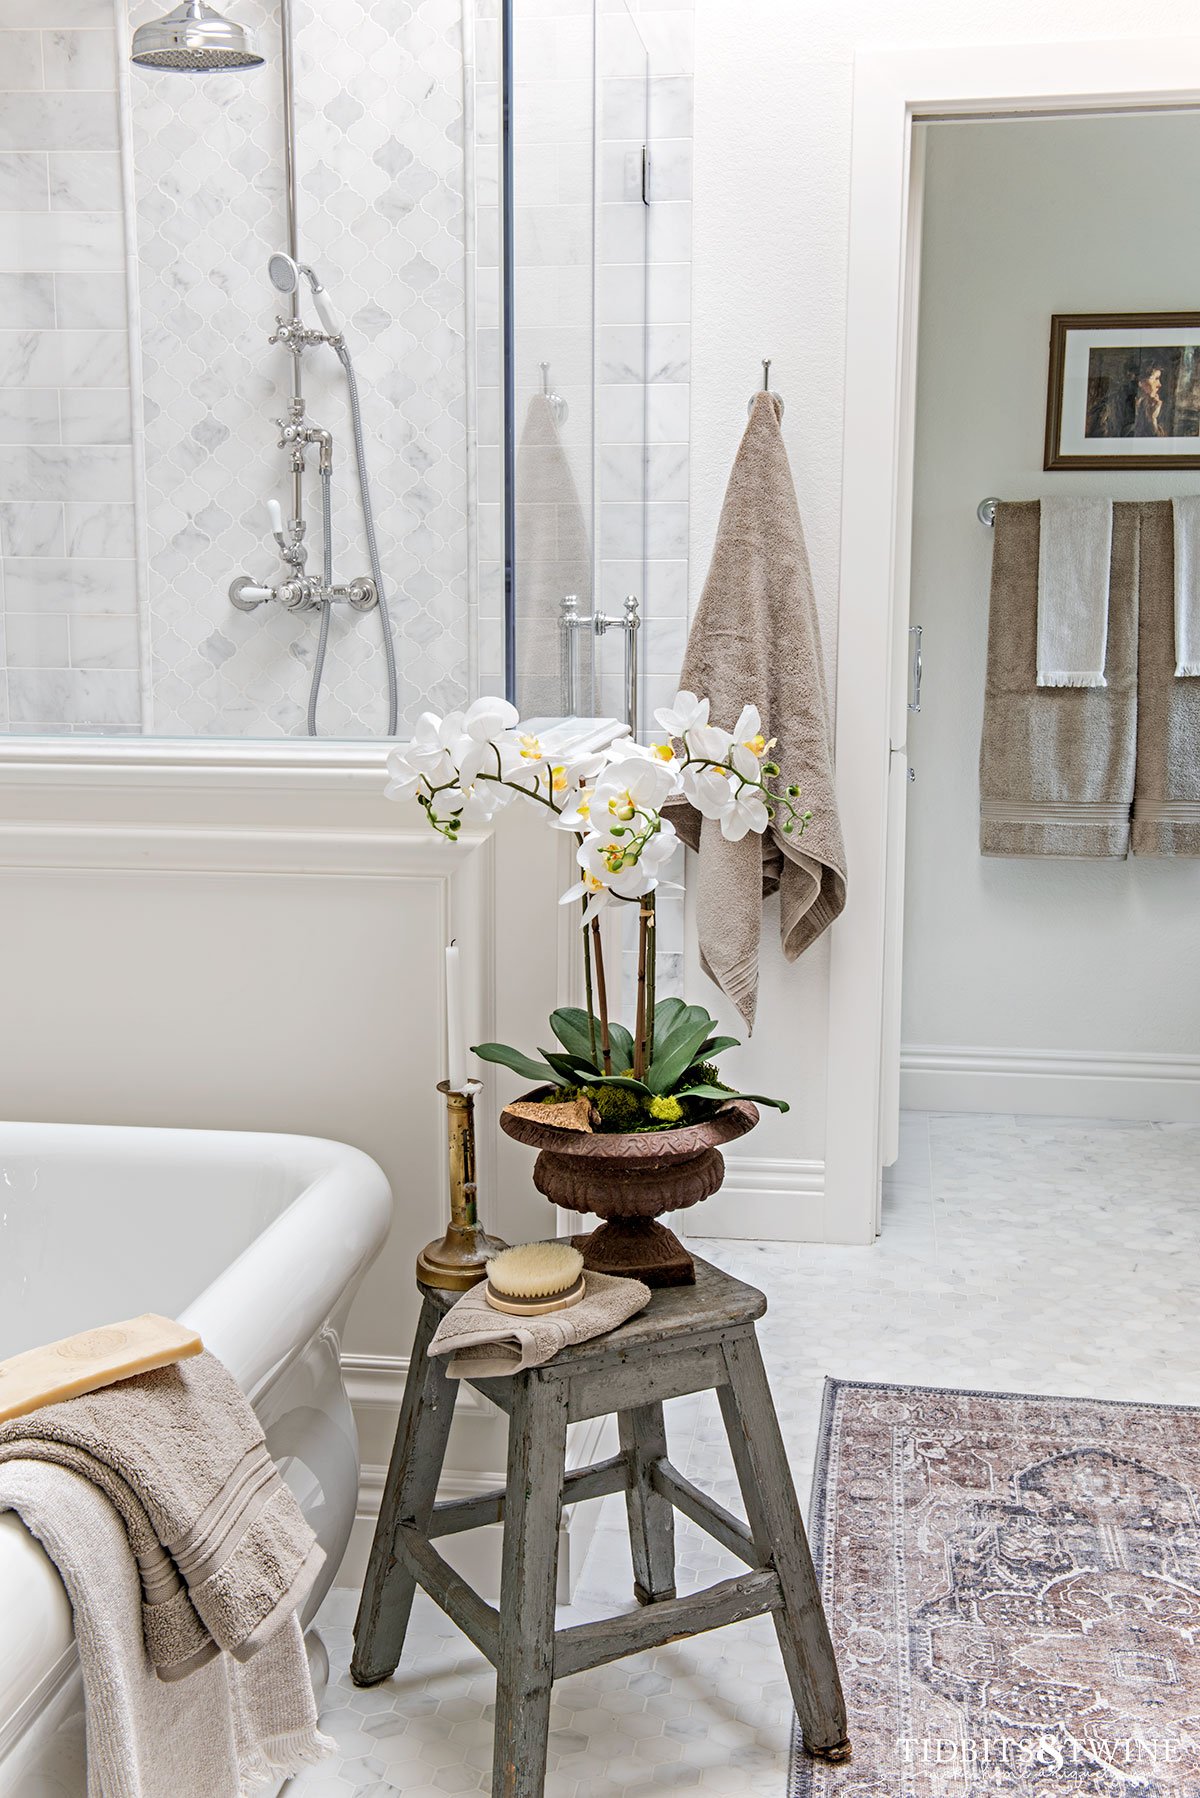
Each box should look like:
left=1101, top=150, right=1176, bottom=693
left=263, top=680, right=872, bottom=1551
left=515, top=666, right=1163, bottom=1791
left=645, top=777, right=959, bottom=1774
left=351, top=1256, right=849, bottom=1796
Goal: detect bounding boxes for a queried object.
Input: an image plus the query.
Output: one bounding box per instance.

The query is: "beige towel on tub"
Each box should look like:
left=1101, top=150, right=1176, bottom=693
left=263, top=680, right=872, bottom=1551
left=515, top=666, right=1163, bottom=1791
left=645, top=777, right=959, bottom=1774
left=0, top=1349, right=324, bottom=1681
left=980, top=500, right=1138, bottom=858
left=1133, top=500, right=1200, bottom=855
left=667, top=393, right=846, bottom=1031
left=428, top=1271, right=651, bottom=1378
left=0, top=1460, right=332, bottom=1797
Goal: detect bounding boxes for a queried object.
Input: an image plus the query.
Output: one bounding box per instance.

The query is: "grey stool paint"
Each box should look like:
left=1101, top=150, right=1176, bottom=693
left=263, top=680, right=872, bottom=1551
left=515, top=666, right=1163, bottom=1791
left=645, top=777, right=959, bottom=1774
left=351, top=1256, right=850, bottom=1796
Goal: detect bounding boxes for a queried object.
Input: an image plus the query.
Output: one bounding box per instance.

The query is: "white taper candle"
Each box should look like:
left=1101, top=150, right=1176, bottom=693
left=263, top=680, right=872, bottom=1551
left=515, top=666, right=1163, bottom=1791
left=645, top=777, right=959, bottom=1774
left=445, top=940, right=468, bottom=1093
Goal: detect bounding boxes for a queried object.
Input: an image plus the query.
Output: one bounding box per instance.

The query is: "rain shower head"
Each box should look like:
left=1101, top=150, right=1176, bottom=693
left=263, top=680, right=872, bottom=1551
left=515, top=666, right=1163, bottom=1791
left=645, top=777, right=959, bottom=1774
left=130, top=1, right=264, bottom=71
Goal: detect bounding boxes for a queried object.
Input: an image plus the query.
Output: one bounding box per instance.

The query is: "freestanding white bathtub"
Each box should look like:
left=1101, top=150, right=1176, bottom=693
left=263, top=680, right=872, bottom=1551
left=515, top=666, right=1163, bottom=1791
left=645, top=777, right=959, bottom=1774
left=0, top=1120, right=392, bottom=1797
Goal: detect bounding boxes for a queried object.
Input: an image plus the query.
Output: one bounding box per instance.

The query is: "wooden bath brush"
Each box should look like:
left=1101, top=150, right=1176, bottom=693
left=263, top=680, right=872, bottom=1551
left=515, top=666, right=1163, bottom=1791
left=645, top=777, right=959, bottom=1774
left=484, top=1242, right=586, bottom=1316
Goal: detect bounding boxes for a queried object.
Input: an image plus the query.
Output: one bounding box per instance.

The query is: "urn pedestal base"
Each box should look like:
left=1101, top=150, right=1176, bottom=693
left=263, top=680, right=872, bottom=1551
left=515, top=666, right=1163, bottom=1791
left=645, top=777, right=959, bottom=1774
left=572, top=1219, right=694, bottom=1286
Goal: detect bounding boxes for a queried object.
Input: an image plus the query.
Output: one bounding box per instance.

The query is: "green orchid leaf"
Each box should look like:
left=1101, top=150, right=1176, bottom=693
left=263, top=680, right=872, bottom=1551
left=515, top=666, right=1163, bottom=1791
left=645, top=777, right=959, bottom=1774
left=650, top=996, right=687, bottom=1052
left=606, top=1022, right=635, bottom=1073
left=548, top=1007, right=603, bottom=1071
left=584, top=1072, right=653, bottom=1096
left=676, top=1082, right=790, bottom=1113
left=647, top=1021, right=721, bottom=1095
left=695, top=1035, right=740, bottom=1060
left=538, top=1047, right=598, bottom=1084
left=471, top=1042, right=566, bottom=1087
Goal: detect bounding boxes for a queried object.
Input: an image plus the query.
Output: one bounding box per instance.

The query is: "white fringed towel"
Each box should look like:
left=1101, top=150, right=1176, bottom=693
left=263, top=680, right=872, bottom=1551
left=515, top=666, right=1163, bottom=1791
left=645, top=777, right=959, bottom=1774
left=1172, top=496, right=1200, bottom=677
left=0, top=1460, right=333, bottom=1797
left=1036, top=497, right=1113, bottom=688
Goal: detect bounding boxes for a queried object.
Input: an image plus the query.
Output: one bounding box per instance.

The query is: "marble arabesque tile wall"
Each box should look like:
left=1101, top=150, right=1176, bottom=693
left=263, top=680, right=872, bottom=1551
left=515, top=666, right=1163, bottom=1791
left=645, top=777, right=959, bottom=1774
left=125, top=0, right=471, bottom=736
left=0, top=0, right=143, bottom=735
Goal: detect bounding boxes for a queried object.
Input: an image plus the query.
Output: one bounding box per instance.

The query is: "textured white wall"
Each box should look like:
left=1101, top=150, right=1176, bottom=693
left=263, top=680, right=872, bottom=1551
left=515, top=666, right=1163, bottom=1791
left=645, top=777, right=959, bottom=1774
left=689, top=2, right=1200, bottom=1174
left=904, top=111, right=1200, bottom=1062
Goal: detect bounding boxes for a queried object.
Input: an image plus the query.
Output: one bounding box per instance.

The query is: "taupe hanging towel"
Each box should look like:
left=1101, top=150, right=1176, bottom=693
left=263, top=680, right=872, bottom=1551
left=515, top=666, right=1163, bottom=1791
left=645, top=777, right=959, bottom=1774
left=979, top=500, right=1137, bottom=858
left=1133, top=500, right=1200, bottom=855
left=669, top=393, right=846, bottom=1031
left=514, top=392, right=592, bottom=717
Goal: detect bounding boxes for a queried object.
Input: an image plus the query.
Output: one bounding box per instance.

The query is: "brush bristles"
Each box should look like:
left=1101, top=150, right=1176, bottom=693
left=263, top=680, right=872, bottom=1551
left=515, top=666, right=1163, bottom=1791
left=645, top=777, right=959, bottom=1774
left=486, top=1241, right=584, bottom=1299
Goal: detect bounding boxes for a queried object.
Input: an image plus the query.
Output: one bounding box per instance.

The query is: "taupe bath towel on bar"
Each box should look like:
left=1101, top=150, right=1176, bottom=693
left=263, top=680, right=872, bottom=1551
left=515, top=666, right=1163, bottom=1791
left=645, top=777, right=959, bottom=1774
left=669, top=392, right=846, bottom=1031
left=1134, top=500, right=1200, bottom=855
left=980, top=500, right=1138, bottom=857
left=0, top=1347, right=324, bottom=1682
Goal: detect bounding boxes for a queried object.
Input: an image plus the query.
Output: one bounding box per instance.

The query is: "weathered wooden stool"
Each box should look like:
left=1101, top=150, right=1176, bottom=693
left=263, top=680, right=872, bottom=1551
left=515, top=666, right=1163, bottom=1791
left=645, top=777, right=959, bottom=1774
left=351, top=1257, right=849, bottom=1796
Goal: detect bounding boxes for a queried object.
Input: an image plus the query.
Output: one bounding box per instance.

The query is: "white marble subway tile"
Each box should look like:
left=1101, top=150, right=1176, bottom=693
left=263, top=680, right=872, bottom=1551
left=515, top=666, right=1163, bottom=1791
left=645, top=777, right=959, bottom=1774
left=41, top=28, right=117, bottom=90
left=601, top=73, right=693, bottom=142
left=53, top=271, right=125, bottom=328
left=3, top=554, right=135, bottom=609
left=69, top=612, right=138, bottom=668
left=0, top=152, right=48, bottom=211
left=510, top=76, right=592, bottom=147
left=631, top=7, right=694, bottom=76
left=645, top=499, right=688, bottom=557
left=0, top=0, right=112, bottom=22
left=0, top=387, right=59, bottom=443
left=646, top=136, right=692, bottom=201
left=647, top=381, right=689, bottom=442
left=0, top=273, right=55, bottom=328
left=599, top=445, right=645, bottom=503
left=515, top=203, right=592, bottom=267
left=648, top=72, right=694, bottom=138
left=600, top=198, right=690, bottom=265
left=0, top=328, right=128, bottom=387
left=644, top=554, right=689, bottom=615
left=5, top=610, right=69, bottom=666
left=0, top=93, right=117, bottom=153
left=0, top=500, right=63, bottom=557
left=647, top=262, right=690, bottom=324
left=48, top=151, right=121, bottom=211
left=64, top=499, right=133, bottom=556
left=0, top=211, right=124, bottom=273
left=597, top=323, right=689, bottom=384
left=8, top=665, right=138, bottom=725
left=644, top=611, right=686, bottom=674
left=597, top=263, right=647, bottom=327
left=599, top=381, right=689, bottom=444
left=59, top=385, right=131, bottom=444
left=598, top=383, right=644, bottom=444
left=0, top=30, right=43, bottom=88
left=599, top=139, right=648, bottom=205
left=598, top=500, right=644, bottom=560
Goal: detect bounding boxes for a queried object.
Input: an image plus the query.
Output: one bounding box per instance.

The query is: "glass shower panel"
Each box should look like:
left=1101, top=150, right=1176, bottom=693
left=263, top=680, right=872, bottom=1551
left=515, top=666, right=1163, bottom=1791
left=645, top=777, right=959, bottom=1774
left=507, top=0, right=598, bottom=721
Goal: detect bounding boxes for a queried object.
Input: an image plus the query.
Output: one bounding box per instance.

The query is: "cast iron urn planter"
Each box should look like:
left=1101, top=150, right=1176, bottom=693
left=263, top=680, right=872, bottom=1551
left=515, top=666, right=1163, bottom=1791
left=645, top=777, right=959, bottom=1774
left=500, top=1092, right=759, bottom=1286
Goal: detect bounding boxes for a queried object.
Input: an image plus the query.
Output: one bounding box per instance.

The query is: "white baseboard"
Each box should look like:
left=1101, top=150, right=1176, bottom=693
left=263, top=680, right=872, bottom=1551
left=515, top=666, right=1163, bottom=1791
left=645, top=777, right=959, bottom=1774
left=900, top=1044, right=1200, bottom=1124
left=693, top=1156, right=825, bottom=1240
left=339, top=1354, right=617, bottom=1602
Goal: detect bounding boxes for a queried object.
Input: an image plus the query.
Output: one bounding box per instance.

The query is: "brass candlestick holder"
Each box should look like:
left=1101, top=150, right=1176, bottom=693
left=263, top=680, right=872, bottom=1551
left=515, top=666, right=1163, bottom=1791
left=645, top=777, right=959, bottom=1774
left=416, top=1079, right=508, bottom=1291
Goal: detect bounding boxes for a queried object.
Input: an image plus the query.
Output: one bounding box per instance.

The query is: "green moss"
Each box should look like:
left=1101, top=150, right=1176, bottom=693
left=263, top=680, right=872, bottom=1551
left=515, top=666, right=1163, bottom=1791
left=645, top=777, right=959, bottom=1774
left=647, top=1095, right=685, bottom=1124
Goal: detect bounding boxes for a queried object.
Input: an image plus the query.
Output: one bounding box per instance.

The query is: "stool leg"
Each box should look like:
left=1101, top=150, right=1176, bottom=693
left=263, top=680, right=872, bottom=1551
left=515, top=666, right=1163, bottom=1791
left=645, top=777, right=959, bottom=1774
left=718, top=1333, right=850, bottom=1763
left=619, top=1403, right=676, bottom=1604
left=351, top=1295, right=456, bottom=1687
left=492, top=1375, right=569, bottom=1798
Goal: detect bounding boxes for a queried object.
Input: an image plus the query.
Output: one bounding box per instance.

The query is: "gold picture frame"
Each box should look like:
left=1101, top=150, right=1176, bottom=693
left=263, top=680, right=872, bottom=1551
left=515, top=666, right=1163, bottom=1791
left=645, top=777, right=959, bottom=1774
left=1045, top=311, right=1200, bottom=471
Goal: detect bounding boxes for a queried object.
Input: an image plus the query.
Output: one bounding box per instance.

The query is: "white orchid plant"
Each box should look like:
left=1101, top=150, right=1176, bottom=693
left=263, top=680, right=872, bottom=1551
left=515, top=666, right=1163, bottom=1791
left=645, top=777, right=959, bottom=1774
left=384, top=691, right=813, bottom=1131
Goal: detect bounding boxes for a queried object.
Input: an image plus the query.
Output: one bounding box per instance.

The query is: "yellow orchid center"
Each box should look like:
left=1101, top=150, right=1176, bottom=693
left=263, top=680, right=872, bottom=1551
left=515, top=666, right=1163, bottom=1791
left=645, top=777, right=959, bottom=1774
left=743, top=732, right=775, bottom=759
left=518, top=733, right=543, bottom=759
left=650, top=742, right=674, bottom=761
left=600, top=842, right=629, bottom=872
left=550, top=764, right=569, bottom=793
left=576, top=797, right=591, bottom=817
left=607, top=793, right=635, bottom=820
left=583, top=873, right=604, bottom=894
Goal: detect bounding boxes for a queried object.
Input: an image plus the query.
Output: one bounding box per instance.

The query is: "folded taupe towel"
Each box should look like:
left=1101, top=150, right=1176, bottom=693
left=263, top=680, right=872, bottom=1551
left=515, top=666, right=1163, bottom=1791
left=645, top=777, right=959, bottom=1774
left=1134, top=500, right=1200, bottom=855
left=429, top=1270, right=652, bottom=1378
left=1036, top=497, right=1113, bottom=687
left=0, top=1460, right=332, bottom=1798
left=1172, top=495, right=1200, bottom=677
left=668, top=392, right=846, bottom=1031
left=980, top=500, right=1138, bottom=858
left=515, top=392, right=593, bottom=717
left=0, top=1348, right=323, bottom=1681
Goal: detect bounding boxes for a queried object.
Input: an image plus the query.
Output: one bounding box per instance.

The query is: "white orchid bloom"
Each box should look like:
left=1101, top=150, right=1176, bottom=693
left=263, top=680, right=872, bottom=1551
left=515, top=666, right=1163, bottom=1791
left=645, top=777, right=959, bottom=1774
left=578, top=819, right=679, bottom=900
left=552, top=785, right=596, bottom=832
left=682, top=722, right=734, bottom=764
left=455, top=696, right=521, bottom=785
left=719, top=782, right=770, bottom=842
left=402, top=710, right=467, bottom=785
left=593, top=754, right=679, bottom=823
left=464, top=695, right=519, bottom=741
left=383, top=747, right=425, bottom=802
left=654, top=691, right=709, bottom=738
left=681, top=760, right=735, bottom=820
left=558, top=868, right=612, bottom=925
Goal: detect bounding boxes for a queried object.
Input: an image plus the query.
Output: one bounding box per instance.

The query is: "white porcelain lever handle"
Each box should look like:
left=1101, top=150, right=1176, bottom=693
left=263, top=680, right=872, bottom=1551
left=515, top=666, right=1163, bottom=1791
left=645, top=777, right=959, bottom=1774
left=266, top=498, right=284, bottom=540
left=312, top=290, right=341, bottom=339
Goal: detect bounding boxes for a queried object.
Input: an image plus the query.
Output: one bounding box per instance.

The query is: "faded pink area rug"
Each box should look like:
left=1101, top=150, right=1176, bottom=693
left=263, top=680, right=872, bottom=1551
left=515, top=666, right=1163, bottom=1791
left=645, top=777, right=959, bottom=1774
left=792, top=1380, right=1200, bottom=1795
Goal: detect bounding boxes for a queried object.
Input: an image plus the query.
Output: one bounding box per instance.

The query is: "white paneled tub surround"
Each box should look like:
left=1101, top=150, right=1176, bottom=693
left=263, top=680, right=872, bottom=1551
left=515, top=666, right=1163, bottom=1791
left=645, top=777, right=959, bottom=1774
left=0, top=1120, right=392, bottom=1798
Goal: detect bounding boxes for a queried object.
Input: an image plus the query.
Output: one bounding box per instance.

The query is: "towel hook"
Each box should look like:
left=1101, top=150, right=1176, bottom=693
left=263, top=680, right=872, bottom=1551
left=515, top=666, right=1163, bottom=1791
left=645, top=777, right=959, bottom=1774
left=748, top=358, right=784, bottom=419
left=539, top=360, right=568, bottom=425
left=977, top=497, right=999, bottom=528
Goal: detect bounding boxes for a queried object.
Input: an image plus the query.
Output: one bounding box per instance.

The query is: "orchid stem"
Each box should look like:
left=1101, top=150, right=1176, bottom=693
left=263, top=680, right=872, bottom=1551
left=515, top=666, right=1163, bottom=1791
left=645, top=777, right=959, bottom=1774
left=633, top=903, right=650, bottom=1081
left=644, top=891, right=657, bottom=1063
left=591, top=917, right=612, bottom=1075
left=581, top=900, right=599, bottom=1066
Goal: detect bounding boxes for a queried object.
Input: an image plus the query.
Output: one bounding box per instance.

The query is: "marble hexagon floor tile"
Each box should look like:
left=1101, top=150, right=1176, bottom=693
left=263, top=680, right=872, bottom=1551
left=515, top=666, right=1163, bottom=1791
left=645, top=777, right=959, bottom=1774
left=286, top=1110, right=1200, bottom=1797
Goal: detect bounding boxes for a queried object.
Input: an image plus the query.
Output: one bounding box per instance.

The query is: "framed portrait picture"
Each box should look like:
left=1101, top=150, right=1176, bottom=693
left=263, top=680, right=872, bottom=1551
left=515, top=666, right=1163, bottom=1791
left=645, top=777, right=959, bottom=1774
left=1045, top=312, right=1200, bottom=470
